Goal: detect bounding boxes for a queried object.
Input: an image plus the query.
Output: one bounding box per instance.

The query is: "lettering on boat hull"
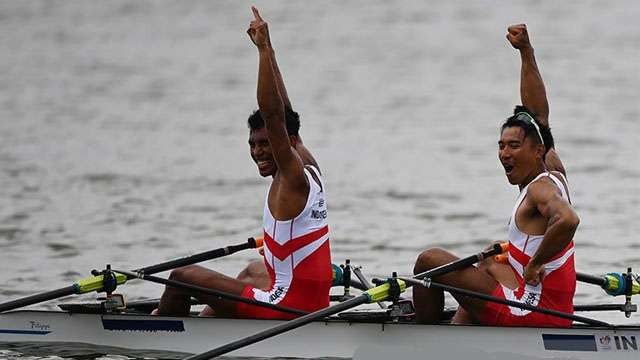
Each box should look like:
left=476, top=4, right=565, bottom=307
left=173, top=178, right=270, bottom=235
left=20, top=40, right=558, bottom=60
left=543, top=333, right=639, bottom=352
left=102, top=319, right=185, bottom=332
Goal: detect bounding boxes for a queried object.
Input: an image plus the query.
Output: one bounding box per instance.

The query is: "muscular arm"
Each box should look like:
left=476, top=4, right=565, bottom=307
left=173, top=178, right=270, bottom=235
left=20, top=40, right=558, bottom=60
left=250, top=8, right=307, bottom=190
left=256, top=47, right=306, bottom=188
left=526, top=180, right=580, bottom=269
left=519, top=47, right=549, bottom=127
left=508, top=24, right=565, bottom=174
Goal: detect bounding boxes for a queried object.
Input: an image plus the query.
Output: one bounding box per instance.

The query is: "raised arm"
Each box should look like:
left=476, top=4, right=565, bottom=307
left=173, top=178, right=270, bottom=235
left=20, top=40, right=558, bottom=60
left=507, top=24, right=548, bottom=126
left=248, top=7, right=306, bottom=188
left=507, top=24, right=565, bottom=174
left=249, top=11, right=292, bottom=110
left=522, top=180, right=580, bottom=285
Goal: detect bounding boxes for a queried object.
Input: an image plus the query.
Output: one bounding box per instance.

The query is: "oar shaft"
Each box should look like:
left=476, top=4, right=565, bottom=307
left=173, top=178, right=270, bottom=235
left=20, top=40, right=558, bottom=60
left=185, top=294, right=369, bottom=360
left=117, top=270, right=306, bottom=316
left=188, top=246, right=505, bottom=359
left=414, top=243, right=503, bottom=281
left=577, top=271, right=640, bottom=296
left=137, top=238, right=257, bottom=275
left=577, top=272, right=606, bottom=287
left=0, top=285, right=77, bottom=313
left=0, top=238, right=259, bottom=313
left=574, top=304, right=629, bottom=312
left=428, top=280, right=610, bottom=327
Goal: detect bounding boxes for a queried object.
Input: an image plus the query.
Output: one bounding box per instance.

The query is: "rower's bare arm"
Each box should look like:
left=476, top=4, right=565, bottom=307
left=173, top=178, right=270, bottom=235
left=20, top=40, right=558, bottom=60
left=265, top=19, right=320, bottom=171
left=246, top=7, right=291, bottom=113
left=507, top=24, right=548, bottom=126
left=507, top=24, right=565, bottom=175
left=527, top=180, right=580, bottom=268
left=249, top=7, right=306, bottom=187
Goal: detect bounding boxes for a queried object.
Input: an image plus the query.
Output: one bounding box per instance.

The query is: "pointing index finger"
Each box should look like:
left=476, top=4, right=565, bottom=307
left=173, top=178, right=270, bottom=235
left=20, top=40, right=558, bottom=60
left=251, top=6, right=263, bottom=21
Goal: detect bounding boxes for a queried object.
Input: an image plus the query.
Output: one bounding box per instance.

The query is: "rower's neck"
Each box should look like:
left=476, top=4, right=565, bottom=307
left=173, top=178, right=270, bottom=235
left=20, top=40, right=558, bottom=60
left=519, top=163, right=547, bottom=191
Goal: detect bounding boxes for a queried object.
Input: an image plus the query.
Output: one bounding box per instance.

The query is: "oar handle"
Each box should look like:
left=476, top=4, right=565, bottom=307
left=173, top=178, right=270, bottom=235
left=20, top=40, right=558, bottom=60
left=0, top=285, right=78, bottom=313
left=135, top=237, right=259, bottom=275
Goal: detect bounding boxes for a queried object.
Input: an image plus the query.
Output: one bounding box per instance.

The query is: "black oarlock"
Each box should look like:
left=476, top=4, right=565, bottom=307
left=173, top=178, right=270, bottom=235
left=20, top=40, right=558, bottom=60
left=624, top=267, right=637, bottom=318
left=91, top=264, right=118, bottom=295
left=388, top=272, right=401, bottom=304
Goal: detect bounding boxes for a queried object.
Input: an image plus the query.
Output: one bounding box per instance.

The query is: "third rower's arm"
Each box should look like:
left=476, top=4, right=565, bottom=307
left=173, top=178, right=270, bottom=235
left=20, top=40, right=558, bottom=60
left=507, top=24, right=565, bottom=174
left=269, top=43, right=292, bottom=110
left=523, top=181, right=580, bottom=284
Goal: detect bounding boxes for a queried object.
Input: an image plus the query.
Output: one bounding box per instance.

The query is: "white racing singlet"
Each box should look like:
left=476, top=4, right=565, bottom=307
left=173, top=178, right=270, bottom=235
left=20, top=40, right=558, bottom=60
left=502, top=171, right=576, bottom=319
left=250, top=165, right=332, bottom=313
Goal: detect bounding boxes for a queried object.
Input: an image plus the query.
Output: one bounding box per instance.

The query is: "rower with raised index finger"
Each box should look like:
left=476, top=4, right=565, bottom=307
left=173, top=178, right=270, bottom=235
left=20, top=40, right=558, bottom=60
left=155, top=7, right=332, bottom=319
left=412, top=24, right=580, bottom=327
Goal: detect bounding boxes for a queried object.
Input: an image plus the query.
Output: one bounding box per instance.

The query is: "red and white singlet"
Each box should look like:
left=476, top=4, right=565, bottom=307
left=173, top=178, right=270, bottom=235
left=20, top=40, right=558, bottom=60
left=483, top=171, right=576, bottom=327
left=235, top=165, right=332, bottom=319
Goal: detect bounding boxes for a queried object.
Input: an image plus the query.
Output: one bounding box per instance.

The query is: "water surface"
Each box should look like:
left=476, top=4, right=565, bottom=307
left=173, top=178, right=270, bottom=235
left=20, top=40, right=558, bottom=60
left=1, top=1, right=639, bottom=359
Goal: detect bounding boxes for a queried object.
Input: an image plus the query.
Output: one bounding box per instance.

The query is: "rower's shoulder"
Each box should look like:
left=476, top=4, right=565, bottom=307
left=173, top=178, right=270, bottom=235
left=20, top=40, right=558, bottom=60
left=528, top=176, right=561, bottom=198
left=304, top=162, right=321, bottom=175
left=549, top=170, right=567, bottom=183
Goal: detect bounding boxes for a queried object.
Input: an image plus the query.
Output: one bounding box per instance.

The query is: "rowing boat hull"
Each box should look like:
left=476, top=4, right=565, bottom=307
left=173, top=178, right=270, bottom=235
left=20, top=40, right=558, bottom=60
left=1, top=310, right=640, bottom=359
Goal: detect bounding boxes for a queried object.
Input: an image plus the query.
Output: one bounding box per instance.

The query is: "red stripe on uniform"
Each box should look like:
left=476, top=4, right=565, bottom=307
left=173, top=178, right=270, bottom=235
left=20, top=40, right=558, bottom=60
left=508, top=242, right=530, bottom=266
left=263, top=225, right=329, bottom=261
left=548, top=241, right=575, bottom=262
left=510, top=240, right=575, bottom=266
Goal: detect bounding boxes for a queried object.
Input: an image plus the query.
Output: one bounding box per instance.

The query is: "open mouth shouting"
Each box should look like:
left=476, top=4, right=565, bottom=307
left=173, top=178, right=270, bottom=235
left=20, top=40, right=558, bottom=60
left=503, top=163, right=514, bottom=175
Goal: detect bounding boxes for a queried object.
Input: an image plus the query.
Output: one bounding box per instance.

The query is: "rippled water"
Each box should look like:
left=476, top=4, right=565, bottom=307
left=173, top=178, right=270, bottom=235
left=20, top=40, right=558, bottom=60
left=1, top=0, right=639, bottom=359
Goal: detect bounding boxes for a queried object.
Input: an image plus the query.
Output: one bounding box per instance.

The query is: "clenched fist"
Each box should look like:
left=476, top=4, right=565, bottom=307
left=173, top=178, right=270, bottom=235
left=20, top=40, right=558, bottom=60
left=506, top=24, right=532, bottom=51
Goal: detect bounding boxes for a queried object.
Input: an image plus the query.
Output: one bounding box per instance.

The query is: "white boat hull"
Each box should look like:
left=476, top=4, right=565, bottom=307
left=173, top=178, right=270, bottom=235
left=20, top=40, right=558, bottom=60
left=1, top=310, right=640, bottom=359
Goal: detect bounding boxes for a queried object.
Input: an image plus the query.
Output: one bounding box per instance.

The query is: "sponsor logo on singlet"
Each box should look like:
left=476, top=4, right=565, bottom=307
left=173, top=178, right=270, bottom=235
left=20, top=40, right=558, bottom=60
left=269, top=286, right=286, bottom=303
left=524, top=291, right=540, bottom=306
left=311, top=209, right=327, bottom=219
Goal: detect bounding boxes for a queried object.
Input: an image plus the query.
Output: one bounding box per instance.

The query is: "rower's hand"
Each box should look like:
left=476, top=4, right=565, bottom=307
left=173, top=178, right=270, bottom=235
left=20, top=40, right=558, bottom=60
left=506, top=24, right=532, bottom=51
left=523, top=262, right=544, bottom=286
left=247, top=6, right=271, bottom=49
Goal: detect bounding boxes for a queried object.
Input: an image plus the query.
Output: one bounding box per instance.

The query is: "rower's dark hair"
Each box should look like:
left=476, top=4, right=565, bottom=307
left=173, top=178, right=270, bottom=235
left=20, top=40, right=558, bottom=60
left=247, top=107, right=300, bottom=136
left=501, top=105, right=555, bottom=158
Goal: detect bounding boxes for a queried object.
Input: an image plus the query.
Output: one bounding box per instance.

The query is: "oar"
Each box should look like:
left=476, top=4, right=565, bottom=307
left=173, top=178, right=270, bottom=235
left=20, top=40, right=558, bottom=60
left=134, top=237, right=262, bottom=275
left=577, top=271, right=640, bottom=296
left=184, top=244, right=505, bottom=360
left=496, top=243, right=640, bottom=297
left=399, top=277, right=611, bottom=327
left=0, top=237, right=261, bottom=313
left=116, top=269, right=306, bottom=316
